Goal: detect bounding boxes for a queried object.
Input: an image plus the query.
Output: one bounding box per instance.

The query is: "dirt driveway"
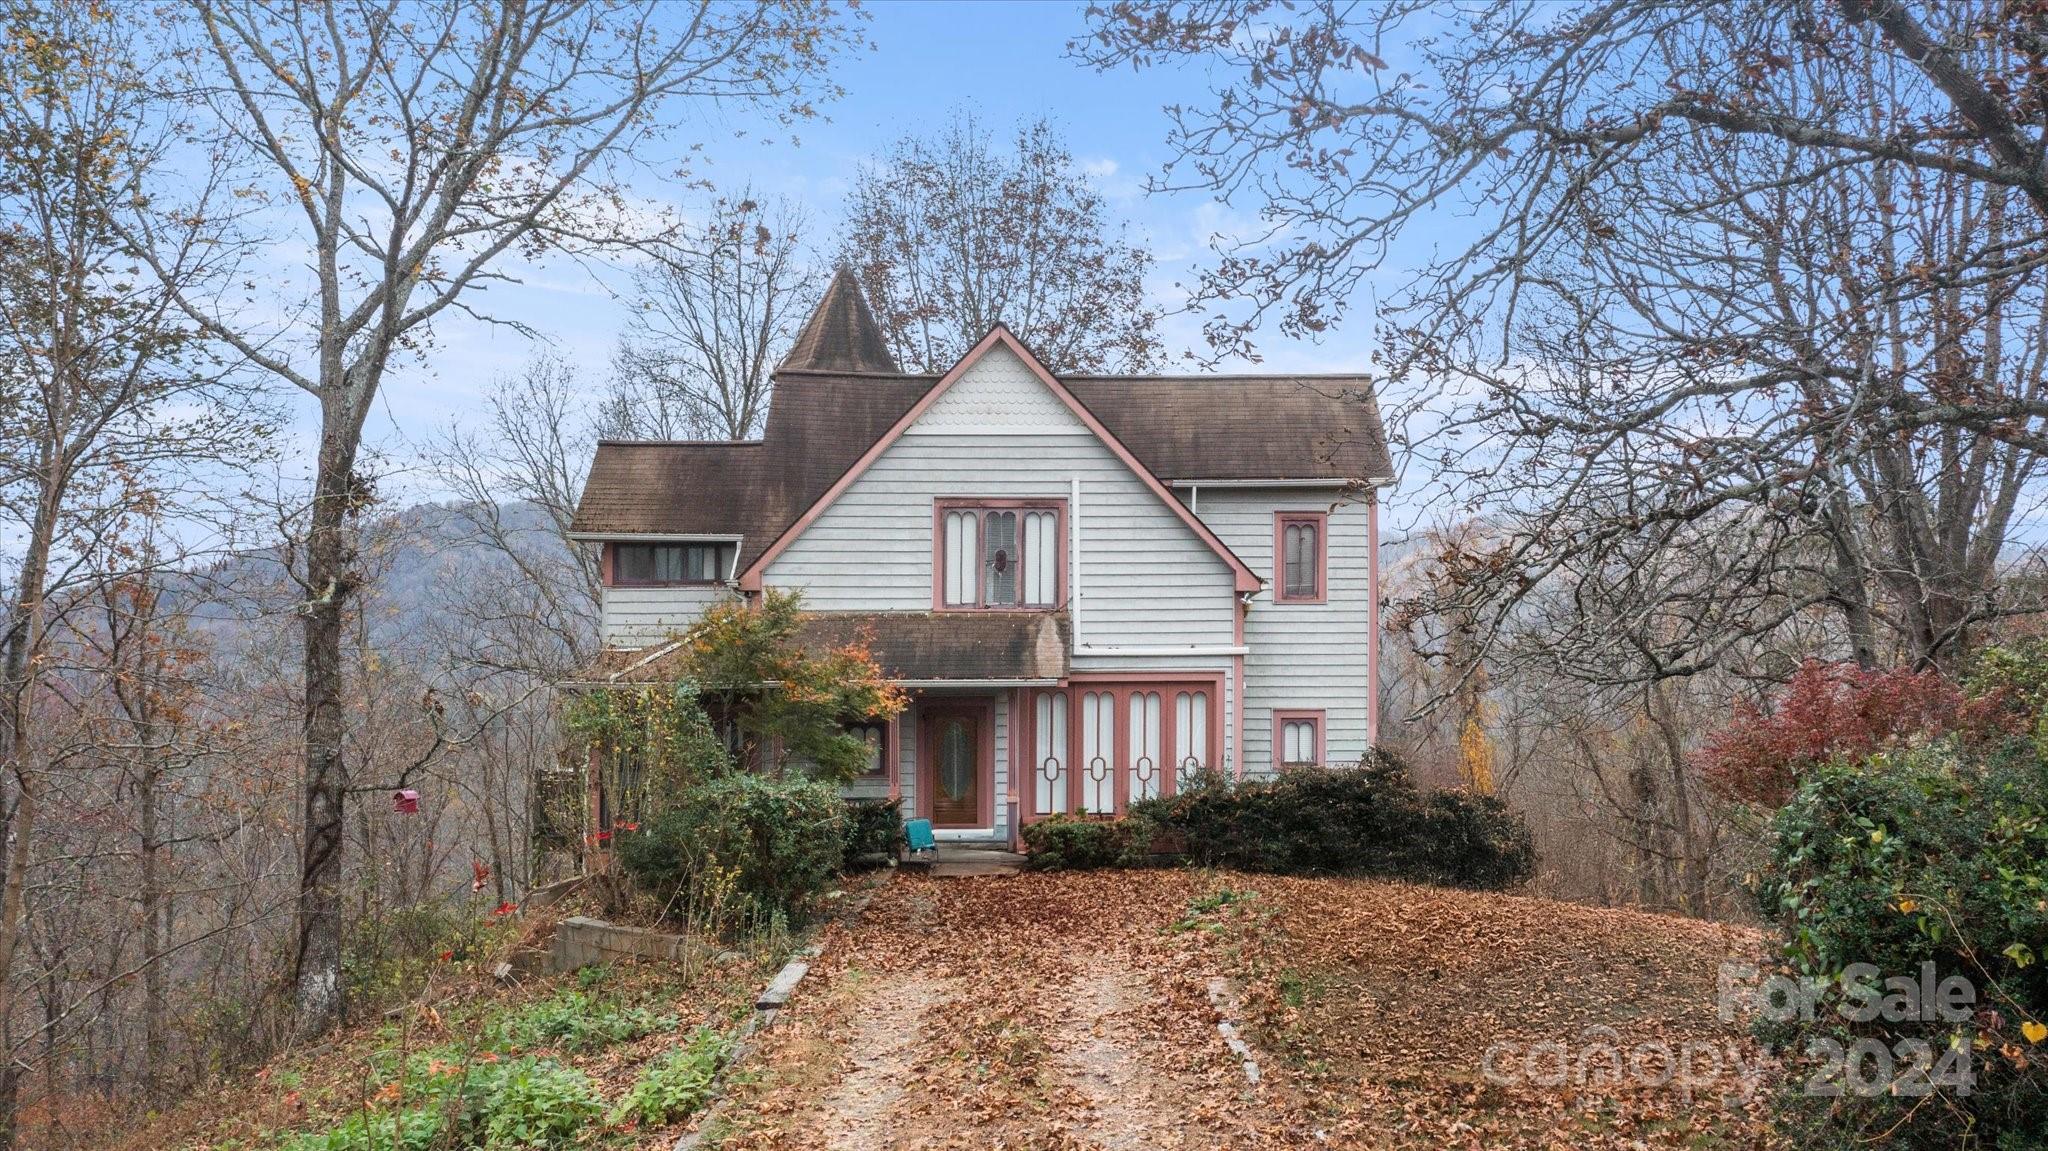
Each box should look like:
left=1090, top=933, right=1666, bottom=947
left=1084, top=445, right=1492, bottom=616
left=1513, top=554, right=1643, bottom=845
left=703, top=870, right=1778, bottom=1151
left=710, top=870, right=1274, bottom=1150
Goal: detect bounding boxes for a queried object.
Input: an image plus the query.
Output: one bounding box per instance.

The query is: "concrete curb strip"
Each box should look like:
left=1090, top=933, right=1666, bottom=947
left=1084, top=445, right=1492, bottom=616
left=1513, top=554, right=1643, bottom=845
left=672, top=882, right=883, bottom=1151
left=1206, top=976, right=1263, bottom=1085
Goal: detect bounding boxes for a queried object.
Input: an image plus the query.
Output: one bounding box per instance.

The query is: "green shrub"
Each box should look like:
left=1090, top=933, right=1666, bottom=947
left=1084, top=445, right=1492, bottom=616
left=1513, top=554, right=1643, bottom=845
left=1410, top=789, right=1539, bottom=890
left=492, top=989, right=676, bottom=1053
left=841, top=799, right=904, bottom=864
left=280, top=1055, right=601, bottom=1150
left=615, top=772, right=844, bottom=927
left=610, top=1026, right=730, bottom=1126
left=1118, top=751, right=1535, bottom=888
left=1020, top=815, right=1137, bottom=870
left=342, top=901, right=468, bottom=1003
left=278, top=1107, right=444, bottom=1151
left=465, top=1056, right=603, bottom=1148
left=1756, top=745, right=2048, bottom=1149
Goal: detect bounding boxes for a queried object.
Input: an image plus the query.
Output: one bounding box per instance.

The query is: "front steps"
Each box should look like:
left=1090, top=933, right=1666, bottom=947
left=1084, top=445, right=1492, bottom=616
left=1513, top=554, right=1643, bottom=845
left=908, top=844, right=1027, bottom=878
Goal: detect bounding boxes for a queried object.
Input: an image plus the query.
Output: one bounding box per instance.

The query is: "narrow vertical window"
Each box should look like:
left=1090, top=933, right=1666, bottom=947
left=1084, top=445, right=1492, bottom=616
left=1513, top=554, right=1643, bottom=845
left=944, top=510, right=978, bottom=606
left=984, top=510, right=1017, bottom=604
left=1275, top=513, right=1326, bottom=603
left=1023, top=509, right=1057, bottom=604
left=1034, top=690, right=1069, bottom=815
left=1128, top=691, right=1162, bottom=802
left=1174, top=690, right=1210, bottom=786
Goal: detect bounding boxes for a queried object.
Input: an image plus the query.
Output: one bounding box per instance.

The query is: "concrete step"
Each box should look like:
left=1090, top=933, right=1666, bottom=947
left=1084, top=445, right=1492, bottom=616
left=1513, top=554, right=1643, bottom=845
left=914, top=845, right=1028, bottom=878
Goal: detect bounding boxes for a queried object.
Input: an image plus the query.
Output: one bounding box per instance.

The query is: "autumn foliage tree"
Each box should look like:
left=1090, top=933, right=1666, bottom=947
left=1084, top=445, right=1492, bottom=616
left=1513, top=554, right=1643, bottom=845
left=126, top=0, right=857, bottom=1038
left=679, top=590, right=905, bottom=781
left=1694, top=661, right=2010, bottom=806
left=1083, top=0, right=2048, bottom=684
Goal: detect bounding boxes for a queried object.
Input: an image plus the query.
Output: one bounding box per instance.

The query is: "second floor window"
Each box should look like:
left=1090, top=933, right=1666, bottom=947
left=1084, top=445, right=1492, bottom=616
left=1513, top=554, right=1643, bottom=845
left=937, top=501, right=1063, bottom=609
left=1275, top=513, right=1326, bottom=603
left=612, top=542, right=734, bottom=586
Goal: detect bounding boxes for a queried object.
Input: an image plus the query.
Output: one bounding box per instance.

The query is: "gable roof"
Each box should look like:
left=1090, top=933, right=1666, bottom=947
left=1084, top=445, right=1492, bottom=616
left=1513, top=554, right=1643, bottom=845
left=737, top=325, right=1265, bottom=594
left=570, top=277, right=1395, bottom=582
left=571, top=373, right=930, bottom=566
left=779, top=267, right=899, bottom=374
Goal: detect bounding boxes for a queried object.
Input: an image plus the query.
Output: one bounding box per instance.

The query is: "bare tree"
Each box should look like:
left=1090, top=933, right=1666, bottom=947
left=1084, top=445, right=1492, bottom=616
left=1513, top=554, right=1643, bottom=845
left=431, top=355, right=604, bottom=685
left=0, top=4, right=259, bottom=1138
left=607, top=192, right=817, bottom=440
left=125, top=0, right=856, bottom=1037
left=1082, top=0, right=2048, bottom=688
left=840, top=114, right=1163, bottom=374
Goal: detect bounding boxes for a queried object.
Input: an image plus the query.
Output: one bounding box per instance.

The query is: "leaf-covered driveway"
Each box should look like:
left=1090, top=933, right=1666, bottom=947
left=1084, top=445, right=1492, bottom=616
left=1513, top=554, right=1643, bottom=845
left=712, top=870, right=1265, bottom=1150
left=704, top=871, right=1779, bottom=1151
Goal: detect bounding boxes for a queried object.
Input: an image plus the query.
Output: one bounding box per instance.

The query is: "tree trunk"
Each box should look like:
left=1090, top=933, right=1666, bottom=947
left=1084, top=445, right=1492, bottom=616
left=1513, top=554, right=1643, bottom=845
left=138, top=729, right=166, bottom=1095
left=293, top=416, right=360, bottom=1039
left=0, top=478, right=60, bottom=1149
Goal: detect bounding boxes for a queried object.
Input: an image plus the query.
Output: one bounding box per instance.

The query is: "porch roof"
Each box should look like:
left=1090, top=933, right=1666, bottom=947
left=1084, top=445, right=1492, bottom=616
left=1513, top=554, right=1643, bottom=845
left=576, top=611, right=1071, bottom=687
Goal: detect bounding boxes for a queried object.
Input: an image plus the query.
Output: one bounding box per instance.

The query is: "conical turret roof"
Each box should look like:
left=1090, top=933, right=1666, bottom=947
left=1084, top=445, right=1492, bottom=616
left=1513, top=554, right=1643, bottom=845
left=779, top=267, right=899, bottom=374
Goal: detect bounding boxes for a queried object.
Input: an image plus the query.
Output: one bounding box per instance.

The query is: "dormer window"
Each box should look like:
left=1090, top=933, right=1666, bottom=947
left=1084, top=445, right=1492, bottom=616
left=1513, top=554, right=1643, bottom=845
left=610, top=542, right=734, bottom=586
left=936, top=500, right=1063, bottom=610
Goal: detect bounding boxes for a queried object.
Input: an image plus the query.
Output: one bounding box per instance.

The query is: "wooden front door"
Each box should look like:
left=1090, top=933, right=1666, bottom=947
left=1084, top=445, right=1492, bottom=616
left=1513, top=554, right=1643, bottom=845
left=922, top=706, right=987, bottom=828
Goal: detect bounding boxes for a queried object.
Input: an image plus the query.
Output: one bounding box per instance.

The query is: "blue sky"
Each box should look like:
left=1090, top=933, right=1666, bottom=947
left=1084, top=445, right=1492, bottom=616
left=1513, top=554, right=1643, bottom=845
left=373, top=0, right=1384, bottom=497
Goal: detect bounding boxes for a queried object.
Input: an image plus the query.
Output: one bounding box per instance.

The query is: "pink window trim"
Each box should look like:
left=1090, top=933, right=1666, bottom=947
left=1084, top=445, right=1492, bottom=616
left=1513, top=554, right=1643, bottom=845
left=931, top=498, right=1067, bottom=612
left=1273, top=709, right=1327, bottom=770
left=1017, top=673, right=1226, bottom=823
left=602, top=541, right=734, bottom=588
left=1273, top=512, right=1328, bottom=604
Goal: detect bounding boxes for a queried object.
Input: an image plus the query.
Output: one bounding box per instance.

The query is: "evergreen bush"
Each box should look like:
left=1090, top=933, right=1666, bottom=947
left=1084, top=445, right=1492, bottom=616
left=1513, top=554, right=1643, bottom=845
left=615, top=773, right=844, bottom=927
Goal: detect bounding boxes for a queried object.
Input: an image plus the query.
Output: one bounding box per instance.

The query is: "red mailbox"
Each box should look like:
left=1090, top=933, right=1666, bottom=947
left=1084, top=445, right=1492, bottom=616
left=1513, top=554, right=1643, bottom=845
left=393, top=789, right=420, bottom=814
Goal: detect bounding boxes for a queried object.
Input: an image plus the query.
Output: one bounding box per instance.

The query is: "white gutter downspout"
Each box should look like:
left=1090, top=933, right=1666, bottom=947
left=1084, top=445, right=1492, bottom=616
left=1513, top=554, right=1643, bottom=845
left=1069, top=475, right=1082, bottom=644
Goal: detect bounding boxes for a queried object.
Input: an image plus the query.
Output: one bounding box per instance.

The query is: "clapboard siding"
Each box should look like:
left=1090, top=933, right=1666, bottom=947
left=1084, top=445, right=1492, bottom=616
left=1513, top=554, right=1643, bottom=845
left=599, top=584, right=736, bottom=647
left=1189, top=489, right=1372, bottom=775
left=763, top=346, right=1239, bottom=647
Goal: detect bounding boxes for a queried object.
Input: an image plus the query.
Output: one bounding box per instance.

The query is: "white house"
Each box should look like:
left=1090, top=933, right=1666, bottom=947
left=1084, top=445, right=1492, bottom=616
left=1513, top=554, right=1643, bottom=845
left=568, top=270, right=1392, bottom=847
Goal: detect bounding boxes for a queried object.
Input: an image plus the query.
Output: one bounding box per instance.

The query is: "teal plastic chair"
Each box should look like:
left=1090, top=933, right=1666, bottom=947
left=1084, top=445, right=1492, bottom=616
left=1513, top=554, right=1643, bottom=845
left=903, top=817, right=937, bottom=860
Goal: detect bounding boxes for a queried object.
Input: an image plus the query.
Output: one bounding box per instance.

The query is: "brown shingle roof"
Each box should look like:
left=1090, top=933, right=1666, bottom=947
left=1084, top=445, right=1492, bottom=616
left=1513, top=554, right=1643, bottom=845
left=571, top=276, right=1393, bottom=566
left=778, top=267, right=899, bottom=373
left=570, top=373, right=931, bottom=571
left=575, top=611, right=1070, bottom=684
left=794, top=611, right=1069, bottom=681
left=1066, top=376, right=1392, bottom=483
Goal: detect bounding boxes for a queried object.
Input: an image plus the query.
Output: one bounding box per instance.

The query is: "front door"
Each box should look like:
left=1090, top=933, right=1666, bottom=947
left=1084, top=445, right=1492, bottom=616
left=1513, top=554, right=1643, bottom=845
left=923, top=707, right=985, bottom=828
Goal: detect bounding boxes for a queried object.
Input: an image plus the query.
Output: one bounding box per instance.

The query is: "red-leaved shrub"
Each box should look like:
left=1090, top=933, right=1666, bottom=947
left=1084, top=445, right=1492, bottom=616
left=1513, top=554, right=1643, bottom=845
left=1696, top=660, right=2011, bottom=806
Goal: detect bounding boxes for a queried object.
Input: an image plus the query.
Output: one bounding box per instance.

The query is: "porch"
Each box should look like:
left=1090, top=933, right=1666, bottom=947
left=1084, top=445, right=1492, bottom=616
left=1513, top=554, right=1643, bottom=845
left=576, top=608, right=1232, bottom=851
